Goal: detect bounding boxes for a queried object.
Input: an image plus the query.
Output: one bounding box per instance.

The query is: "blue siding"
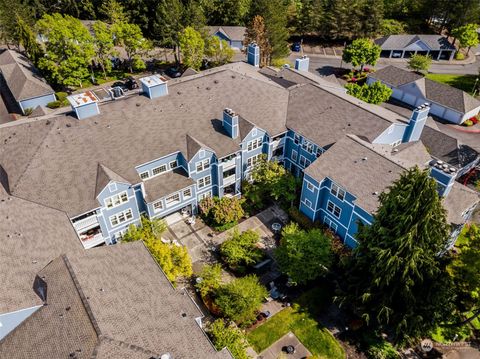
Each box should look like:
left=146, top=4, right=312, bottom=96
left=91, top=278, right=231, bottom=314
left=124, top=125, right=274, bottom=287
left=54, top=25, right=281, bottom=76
left=19, top=93, right=56, bottom=113
left=241, top=127, right=267, bottom=177
left=0, top=305, right=42, bottom=340
left=147, top=185, right=197, bottom=218
left=136, top=152, right=185, bottom=179
left=188, top=148, right=217, bottom=197
left=74, top=102, right=100, bottom=120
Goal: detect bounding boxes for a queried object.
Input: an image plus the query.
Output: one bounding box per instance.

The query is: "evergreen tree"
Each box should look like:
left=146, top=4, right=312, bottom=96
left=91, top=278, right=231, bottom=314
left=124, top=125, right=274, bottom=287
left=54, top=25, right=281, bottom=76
left=152, top=0, right=184, bottom=62
left=16, top=15, right=42, bottom=63
left=337, top=167, right=455, bottom=343
left=99, top=0, right=129, bottom=24
left=0, top=0, right=33, bottom=48
left=251, top=0, right=289, bottom=62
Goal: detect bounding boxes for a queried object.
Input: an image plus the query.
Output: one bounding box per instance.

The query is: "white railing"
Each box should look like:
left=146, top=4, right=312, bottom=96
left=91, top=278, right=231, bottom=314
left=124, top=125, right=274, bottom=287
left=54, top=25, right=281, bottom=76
left=271, top=137, right=285, bottom=148
left=73, top=215, right=99, bottom=231
left=81, top=233, right=105, bottom=249
left=223, top=174, right=236, bottom=186
left=222, top=158, right=236, bottom=170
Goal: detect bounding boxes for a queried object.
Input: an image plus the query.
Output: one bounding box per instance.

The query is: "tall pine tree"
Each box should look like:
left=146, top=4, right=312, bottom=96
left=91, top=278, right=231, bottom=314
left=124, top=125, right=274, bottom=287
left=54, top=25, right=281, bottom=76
left=337, top=167, right=455, bottom=343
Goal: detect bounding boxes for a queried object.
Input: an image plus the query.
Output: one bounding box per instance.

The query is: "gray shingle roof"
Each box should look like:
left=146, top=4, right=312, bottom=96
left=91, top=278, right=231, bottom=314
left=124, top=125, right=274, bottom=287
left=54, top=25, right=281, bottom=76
left=444, top=183, right=480, bottom=225
left=143, top=168, right=194, bottom=202
left=375, top=35, right=456, bottom=51
left=0, top=242, right=232, bottom=359
left=96, top=163, right=130, bottom=197
left=0, top=192, right=82, bottom=314
left=369, top=66, right=480, bottom=113
left=208, top=26, right=246, bottom=42
left=0, top=50, right=54, bottom=101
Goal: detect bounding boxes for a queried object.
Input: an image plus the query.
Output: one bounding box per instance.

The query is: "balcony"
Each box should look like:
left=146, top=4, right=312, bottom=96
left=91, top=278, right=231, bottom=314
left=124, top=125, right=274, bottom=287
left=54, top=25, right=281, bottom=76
left=222, top=157, right=236, bottom=170
left=73, top=214, right=99, bottom=232
left=80, top=232, right=105, bottom=249
left=223, top=174, right=236, bottom=186
left=271, top=137, right=286, bottom=149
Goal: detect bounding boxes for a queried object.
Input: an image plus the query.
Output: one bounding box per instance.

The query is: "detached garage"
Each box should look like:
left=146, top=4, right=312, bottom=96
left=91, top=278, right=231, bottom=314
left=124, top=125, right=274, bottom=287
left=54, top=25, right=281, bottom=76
left=367, top=66, right=480, bottom=124
left=0, top=50, right=55, bottom=115
left=375, top=35, right=456, bottom=61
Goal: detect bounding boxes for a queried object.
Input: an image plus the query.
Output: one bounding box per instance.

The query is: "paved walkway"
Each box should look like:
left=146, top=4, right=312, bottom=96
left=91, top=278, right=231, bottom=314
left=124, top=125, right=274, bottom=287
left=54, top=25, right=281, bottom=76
left=257, top=331, right=311, bottom=359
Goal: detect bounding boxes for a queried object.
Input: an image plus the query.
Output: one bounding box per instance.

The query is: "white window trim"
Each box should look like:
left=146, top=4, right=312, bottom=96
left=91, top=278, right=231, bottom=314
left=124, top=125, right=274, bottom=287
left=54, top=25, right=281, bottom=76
left=165, top=192, right=181, bottom=207
left=198, top=190, right=212, bottom=201
left=327, top=200, right=341, bottom=219
left=304, top=198, right=313, bottom=209
left=152, top=164, right=168, bottom=176
left=140, top=171, right=149, bottom=179
left=109, top=208, right=133, bottom=227
left=331, top=183, right=346, bottom=201
left=183, top=188, right=192, bottom=199
left=104, top=191, right=129, bottom=209
left=169, top=160, right=177, bottom=169
left=153, top=200, right=164, bottom=213
left=198, top=175, right=212, bottom=189
left=196, top=158, right=210, bottom=172
left=292, top=150, right=298, bottom=162
left=247, top=153, right=261, bottom=168
left=306, top=181, right=315, bottom=192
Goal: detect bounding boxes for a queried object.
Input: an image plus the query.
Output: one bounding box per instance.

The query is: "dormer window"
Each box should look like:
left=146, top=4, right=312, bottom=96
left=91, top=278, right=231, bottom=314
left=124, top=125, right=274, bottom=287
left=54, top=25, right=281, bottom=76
left=140, top=171, right=150, bottom=180
left=247, top=138, right=262, bottom=151
left=152, top=164, right=167, bottom=176
left=169, top=160, right=177, bottom=169
left=196, top=159, right=210, bottom=172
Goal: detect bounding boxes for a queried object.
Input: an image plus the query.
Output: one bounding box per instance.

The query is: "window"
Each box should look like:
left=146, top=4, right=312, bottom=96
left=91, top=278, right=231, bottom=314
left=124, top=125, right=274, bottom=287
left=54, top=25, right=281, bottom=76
left=247, top=138, right=262, bottom=151
left=291, top=150, right=298, bottom=162
left=294, top=134, right=301, bottom=144
left=247, top=154, right=261, bottom=168
left=169, top=160, right=177, bottom=169
left=299, top=156, right=307, bottom=168
left=165, top=193, right=180, bottom=207
left=152, top=164, right=167, bottom=176
left=331, top=183, right=346, bottom=201
left=153, top=200, right=163, bottom=213
left=105, top=191, right=128, bottom=209
left=316, top=147, right=323, bottom=158
left=198, top=175, right=211, bottom=189
left=140, top=171, right=150, bottom=180
left=301, top=140, right=314, bottom=154
left=110, top=208, right=133, bottom=227
left=196, top=159, right=210, bottom=172
left=305, top=159, right=311, bottom=167
left=183, top=188, right=192, bottom=199
left=198, top=190, right=212, bottom=201
left=327, top=201, right=341, bottom=218
left=307, top=182, right=315, bottom=192
left=304, top=198, right=312, bottom=208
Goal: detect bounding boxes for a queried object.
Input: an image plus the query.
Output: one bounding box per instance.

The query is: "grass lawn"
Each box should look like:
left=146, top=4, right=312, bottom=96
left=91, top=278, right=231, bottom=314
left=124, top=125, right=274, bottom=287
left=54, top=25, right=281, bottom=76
left=425, top=73, right=478, bottom=95
left=247, top=286, right=345, bottom=359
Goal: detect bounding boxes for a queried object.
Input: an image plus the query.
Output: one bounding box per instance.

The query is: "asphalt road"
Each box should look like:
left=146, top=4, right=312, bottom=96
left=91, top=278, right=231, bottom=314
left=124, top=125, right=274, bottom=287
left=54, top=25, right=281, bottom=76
left=287, top=53, right=480, bottom=76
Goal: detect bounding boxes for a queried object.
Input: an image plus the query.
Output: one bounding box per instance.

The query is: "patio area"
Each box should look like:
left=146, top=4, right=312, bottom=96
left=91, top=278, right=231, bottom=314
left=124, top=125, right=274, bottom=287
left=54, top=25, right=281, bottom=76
left=257, top=332, right=311, bottom=359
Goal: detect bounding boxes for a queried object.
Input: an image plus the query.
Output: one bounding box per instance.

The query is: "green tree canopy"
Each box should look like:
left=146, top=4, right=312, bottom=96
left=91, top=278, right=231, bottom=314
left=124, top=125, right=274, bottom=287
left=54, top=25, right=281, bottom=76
left=205, top=35, right=234, bottom=66
left=204, top=0, right=251, bottom=26
left=179, top=26, right=205, bottom=70
left=337, top=167, right=455, bottom=343
left=112, top=21, right=151, bottom=72
left=208, top=319, right=248, bottom=359
left=452, top=23, right=479, bottom=53
left=215, top=275, right=267, bottom=323
left=380, top=19, right=406, bottom=35
left=342, top=38, right=381, bottom=71
left=92, top=21, right=117, bottom=78
left=407, top=54, right=432, bottom=73
left=220, top=229, right=263, bottom=270
left=199, top=196, right=245, bottom=228
left=275, top=223, right=333, bottom=285
left=36, top=13, right=95, bottom=87
left=152, top=0, right=184, bottom=63
left=448, top=224, right=480, bottom=324
left=122, top=217, right=192, bottom=283
left=345, top=81, right=393, bottom=104
left=195, top=263, right=222, bottom=299
left=0, top=0, right=33, bottom=49
left=99, top=0, right=128, bottom=24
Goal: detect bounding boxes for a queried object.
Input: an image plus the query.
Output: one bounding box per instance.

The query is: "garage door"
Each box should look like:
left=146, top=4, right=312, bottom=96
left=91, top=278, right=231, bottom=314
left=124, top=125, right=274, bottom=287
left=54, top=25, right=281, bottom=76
left=391, top=88, right=403, bottom=100
left=429, top=103, right=445, bottom=117
left=444, top=109, right=462, bottom=124
left=402, top=92, right=417, bottom=106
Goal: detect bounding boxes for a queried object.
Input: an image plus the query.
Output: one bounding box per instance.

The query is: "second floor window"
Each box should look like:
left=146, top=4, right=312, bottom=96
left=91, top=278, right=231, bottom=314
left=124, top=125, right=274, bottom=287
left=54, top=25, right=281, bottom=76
left=153, top=201, right=163, bottom=213
left=165, top=193, right=180, bottom=207
left=327, top=201, right=341, bottom=219
left=198, top=175, right=211, bottom=188
left=152, top=164, right=167, bottom=176
left=183, top=188, right=192, bottom=199
left=292, top=150, right=298, bottom=162
left=110, top=208, right=133, bottom=227
left=247, top=154, right=261, bottom=168
left=196, top=159, right=210, bottom=172
left=105, top=191, right=128, bottom=209
left=331, top=183, right=346, bottom=201
left=294, top=134, right=301, bottom=144
left=247, top=138, right=262, bottom=151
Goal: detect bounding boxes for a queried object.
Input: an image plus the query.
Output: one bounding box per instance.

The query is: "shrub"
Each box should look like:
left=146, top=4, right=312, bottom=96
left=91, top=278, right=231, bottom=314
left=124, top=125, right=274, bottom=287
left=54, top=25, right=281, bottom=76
left=288, top=207, right=316, bottom=230
left=215, top=275, right=267, bottom=324
left=132, top=55, right=146, bottom=72
left=220, top=229, right=263, bottom=271
left=55, top=91, right=68, bottom=101
left=196, top=264, right=222, bottom=299
left=47, top=100, right=62, bottom=109
left=208, top=320, right=248, bottom=359
left=475, top=179, right=480, bottom=191
left=200, top=196, right=245, bottom=230
left=23, top=107, right=33, bottom=116
left=346, top=81, right=392, bottom=104
left=455, top=52, right=465, bottom=60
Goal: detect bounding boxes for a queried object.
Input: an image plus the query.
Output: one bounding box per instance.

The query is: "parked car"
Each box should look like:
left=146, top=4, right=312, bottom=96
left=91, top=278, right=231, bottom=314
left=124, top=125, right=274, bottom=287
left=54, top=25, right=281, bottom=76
left=165, top=67, right=182, bottom=78
left=112, top=81, right=128, bottom=91
left=291, top=42, right=301, bottom=52
left=125, top=76, right=139, bottom=90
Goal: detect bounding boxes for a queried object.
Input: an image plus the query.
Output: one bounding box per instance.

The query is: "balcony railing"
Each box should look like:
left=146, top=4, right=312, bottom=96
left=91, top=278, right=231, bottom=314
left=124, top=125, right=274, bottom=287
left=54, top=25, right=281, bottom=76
left=73, top=215, right=99, bottom=232
left=222, top=158, right=236, bottom=170
left=271, top=137, right=285, bottom=149
left=223, top=174, right=236, bottom=186
left=81, top=233, right=105, bottom=249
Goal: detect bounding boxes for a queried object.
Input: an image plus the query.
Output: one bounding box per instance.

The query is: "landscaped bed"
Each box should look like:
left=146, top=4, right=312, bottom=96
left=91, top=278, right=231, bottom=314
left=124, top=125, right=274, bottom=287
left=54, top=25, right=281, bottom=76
left=247, top=287, right=345, bottom=359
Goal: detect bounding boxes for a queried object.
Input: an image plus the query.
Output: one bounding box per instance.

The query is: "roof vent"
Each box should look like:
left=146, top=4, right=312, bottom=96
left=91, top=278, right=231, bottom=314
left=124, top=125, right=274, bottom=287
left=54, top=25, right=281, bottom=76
left=362, top=157, right=368, bottom=161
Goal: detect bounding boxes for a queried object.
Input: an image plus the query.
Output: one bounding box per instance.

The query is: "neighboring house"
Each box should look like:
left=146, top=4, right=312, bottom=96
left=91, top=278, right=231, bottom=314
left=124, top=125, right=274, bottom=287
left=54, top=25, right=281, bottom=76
left=0, top=55, right=477, bottom=250
left=0, top=238, right=232, bottom=358
left=0, top=50, right=56, bottom=114
left=375, top=34, right=456, bottom=60
left=367, top=66, right=480, bottom=124
left=208, top=26, right=246, bottom=50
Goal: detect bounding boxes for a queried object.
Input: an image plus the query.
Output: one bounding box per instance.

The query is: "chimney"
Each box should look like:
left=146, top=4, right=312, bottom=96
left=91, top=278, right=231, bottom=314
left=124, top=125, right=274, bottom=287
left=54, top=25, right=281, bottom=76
left=67, top=91, right=100, bottom=120
left=294, top=55, right=310, bottom=72
left=429, top=160, right=457, bottom=197
left=403, top=103, right=430, bottom=142
left=247, top=42, right=260, bottom=67
left=222, top=108, right=239, bottom=139
left=139, top=75, right=168, bottom=99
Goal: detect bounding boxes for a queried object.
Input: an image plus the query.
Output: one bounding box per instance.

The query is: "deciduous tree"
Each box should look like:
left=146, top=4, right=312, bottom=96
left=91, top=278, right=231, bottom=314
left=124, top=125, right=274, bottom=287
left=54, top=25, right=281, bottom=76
left=36, top=13, right=95, bottom=87
left=195, top=263, right=222, bottom=298
left=205, top=36, right=234, bottom=66
left=179, top=26, right=205, bottom=70
left=112, top=21, right=151, bottom=72
left=407, top=54, right=432, bottom=73
left=452, top=23, right=479, bottom=54
left=220, top=229, right=263, bottom=270
left=275, top=223, right=333, bottom=285
left=99, top=0, right=128, bottom=24
left=209, top=320, right=248, bottom=359
left=92, top=21, right=117, bottom=78
left=346, top=81, right=393, bottom=104
left=342, top=38, right=381, bottom=71
left=337, top=167, right=455, bottom=343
